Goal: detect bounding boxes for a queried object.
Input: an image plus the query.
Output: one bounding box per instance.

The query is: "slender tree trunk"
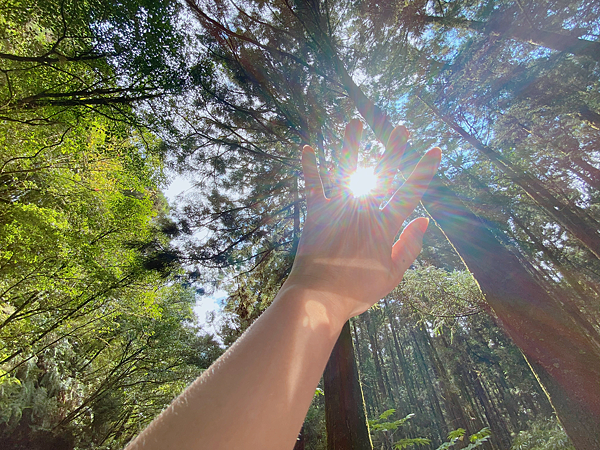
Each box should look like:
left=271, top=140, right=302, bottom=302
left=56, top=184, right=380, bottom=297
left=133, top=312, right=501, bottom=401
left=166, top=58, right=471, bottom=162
left=382, top=324, right=403, bottom=398
left=292, top=176, right=300, bottom=255
left=458, top=159, right=600, bottom=303
left=570, top=155, right=600, bottom=190
left=362, top=312, right=389, bottom=403
left=378, top=347, right=397, bottom=409
left=577, top=105, right=600, bottom=130
left=437, top=337, right=488, bottom=437
left=356, top=317, right=382, bottom=413
left=457, top=335, right=512, bottom=448
left=408, top=329, right=445, bottom=444
left=324, top=321, right=373, bottom=450
left=383, top=299, right=418, bottom=408
left=352, top=319, right=363, bottom=370
left=421, top=330, right=467, bottom=440
left=469, top=328, right=522, bottom=433
left=509, top=215, right=600, bottom=349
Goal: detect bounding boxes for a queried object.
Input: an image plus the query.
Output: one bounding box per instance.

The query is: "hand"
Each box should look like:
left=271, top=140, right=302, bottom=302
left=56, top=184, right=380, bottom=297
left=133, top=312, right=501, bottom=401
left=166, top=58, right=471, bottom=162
left=285, top=119, right=441, bottom=323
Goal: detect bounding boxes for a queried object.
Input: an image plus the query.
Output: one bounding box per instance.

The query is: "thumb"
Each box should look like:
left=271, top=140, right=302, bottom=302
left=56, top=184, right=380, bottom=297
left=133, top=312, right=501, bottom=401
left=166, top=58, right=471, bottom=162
left=390, top=217, right=429, bottom=281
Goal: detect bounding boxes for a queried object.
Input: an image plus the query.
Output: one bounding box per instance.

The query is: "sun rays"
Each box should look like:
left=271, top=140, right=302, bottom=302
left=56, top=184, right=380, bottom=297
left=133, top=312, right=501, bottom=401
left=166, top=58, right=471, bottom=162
left=348, top=167, right=377, bottom=197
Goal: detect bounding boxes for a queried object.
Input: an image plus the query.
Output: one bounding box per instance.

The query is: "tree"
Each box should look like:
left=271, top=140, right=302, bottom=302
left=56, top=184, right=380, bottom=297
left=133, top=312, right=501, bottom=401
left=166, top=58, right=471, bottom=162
left=0, top=0, right=189, bottom=126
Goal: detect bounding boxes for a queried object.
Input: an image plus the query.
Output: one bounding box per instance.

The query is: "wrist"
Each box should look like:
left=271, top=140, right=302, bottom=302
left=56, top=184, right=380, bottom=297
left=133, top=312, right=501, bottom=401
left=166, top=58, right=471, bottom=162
left=277, top=280, right=349, bottom=335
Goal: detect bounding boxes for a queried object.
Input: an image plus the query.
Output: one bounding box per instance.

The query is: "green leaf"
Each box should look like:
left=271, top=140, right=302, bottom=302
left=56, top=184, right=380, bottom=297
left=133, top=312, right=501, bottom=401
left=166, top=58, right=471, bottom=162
left=379, top=408, right=396, bottom=420
left=394, top=437, right=431, bottom=449
left=469, top=427, right=491, bottom=443
left=448, top=428, right=466, bottom=440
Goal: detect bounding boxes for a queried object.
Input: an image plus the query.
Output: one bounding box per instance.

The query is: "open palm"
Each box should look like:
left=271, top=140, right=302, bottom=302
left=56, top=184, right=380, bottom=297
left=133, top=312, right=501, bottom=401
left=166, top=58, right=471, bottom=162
left=286, top=119, right=442, bottom=320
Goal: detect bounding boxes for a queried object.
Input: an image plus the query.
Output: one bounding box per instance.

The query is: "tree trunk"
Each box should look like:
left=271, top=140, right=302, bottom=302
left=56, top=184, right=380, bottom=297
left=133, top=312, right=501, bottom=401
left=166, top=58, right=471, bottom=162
left=356, top=317, right=383, bottom=413
left=382, top=323, right=403, bottom=399
left=362, top=312, right=389, bottom=403
left=577, top=105, right=600, bottom=130
left=469, top=328, right=522, bottom=433
left=324, top=321, right=373, bottom=450
left=409, top=328, right=446, bottom=445
left=569, top=155, right=600, bottom=190
left=352, top=319, right=363, bottom=370
left=423, top=330, right=471, bottom=437
left=383, top=298, right=418, bottom=408
left=458, top=334, right=512, bottom=449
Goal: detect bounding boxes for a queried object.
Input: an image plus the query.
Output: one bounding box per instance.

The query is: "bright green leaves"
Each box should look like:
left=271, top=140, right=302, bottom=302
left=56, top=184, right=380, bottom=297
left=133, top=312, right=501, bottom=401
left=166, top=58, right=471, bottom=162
left=369, top=409, right=431, bottom=449
left=0, top=87, right=200, bottom=449
left=436, top=427, right=491, bottom=450
left=395, top=438, right=432, bottom=450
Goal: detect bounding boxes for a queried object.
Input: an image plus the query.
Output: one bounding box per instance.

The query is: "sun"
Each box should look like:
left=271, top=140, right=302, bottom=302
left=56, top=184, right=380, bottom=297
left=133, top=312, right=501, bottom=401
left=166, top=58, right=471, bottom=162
left=348, top=167, right=377, bottom=197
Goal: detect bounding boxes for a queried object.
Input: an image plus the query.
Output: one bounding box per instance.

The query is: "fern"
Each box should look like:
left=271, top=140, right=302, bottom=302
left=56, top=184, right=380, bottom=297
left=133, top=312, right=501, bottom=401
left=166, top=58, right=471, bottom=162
left=395, top=437, right=431, bottom=449
left=436, top=427, right=491, bottom=450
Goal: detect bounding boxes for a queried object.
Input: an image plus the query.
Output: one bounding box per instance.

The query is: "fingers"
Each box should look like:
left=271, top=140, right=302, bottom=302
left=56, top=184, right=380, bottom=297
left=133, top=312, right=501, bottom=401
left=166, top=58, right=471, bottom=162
left=338, top=119, right=362, bottom=179
left=383, top=147, right=441, bottom=233
left=302, top=145, right=326, bottom=209
left=390, top=217, right=428, bottom=279
left=374, top=125, right=409, bottom=198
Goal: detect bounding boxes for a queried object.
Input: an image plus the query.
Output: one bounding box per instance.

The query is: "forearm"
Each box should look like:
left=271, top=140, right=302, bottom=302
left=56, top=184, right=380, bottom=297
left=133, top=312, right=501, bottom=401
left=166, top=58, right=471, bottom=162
left=126, top=284, right=346, bottom=450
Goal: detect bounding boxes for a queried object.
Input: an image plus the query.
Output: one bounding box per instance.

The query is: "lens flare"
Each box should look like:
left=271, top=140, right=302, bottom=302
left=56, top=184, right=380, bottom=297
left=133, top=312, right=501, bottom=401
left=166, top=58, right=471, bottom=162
left=348, top=167, right=377, bottom=197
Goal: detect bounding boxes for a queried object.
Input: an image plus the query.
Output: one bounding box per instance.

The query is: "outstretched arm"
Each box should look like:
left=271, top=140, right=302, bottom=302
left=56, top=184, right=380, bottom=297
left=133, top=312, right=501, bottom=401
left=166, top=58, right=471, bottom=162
left=126, top=120, right=441, bottom=450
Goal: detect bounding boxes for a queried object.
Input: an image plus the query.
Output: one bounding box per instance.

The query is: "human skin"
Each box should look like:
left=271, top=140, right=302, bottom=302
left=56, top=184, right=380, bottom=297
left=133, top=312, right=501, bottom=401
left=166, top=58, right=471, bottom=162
left=125, top=120, right=441, bottom=450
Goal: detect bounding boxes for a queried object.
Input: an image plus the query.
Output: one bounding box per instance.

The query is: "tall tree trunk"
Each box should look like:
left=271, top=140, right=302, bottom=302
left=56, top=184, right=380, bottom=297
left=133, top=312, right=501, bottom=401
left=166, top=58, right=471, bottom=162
left=382, top=323, right=403, bottom=399
left=422, top=330, right=472, bottom=437
left=457, top=159, right=600, bottom=304
left=362, top=312, right=389, bottom=403
left=292, top=175, right=300, bottom=255
left=383, top=298, right=418, bottom=409
left=356, top=317, right=383, bottom=413
left=352, top=319, right=363, bottom=370
left=423, top=15, right=600, bottom=62
left=324, top=321, right=373, bottom=450
left=458, top=334, right=512, bottom=449
left=409, top=328, right=446, bottom=446
left=437, top=336, right=489, bottom=440
left=569, top=155, right=600, bottom=190
left=469, top=328, right=522, bottom=433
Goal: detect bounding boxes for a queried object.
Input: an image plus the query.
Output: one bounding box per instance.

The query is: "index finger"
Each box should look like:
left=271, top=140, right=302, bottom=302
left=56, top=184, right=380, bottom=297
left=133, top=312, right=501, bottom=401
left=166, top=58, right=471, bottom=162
left=382, top=147, right=441, bottom=234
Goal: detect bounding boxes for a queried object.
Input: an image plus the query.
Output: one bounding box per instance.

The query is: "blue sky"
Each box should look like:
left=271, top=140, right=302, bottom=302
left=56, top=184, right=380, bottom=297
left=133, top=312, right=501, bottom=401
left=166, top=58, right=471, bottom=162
left=163, top=174, right=225, bottom=337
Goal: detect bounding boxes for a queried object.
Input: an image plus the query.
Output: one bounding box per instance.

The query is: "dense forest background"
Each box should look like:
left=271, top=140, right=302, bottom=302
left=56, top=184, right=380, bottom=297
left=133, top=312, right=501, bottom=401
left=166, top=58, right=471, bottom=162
left=1, top=0, right=599, bottom=449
